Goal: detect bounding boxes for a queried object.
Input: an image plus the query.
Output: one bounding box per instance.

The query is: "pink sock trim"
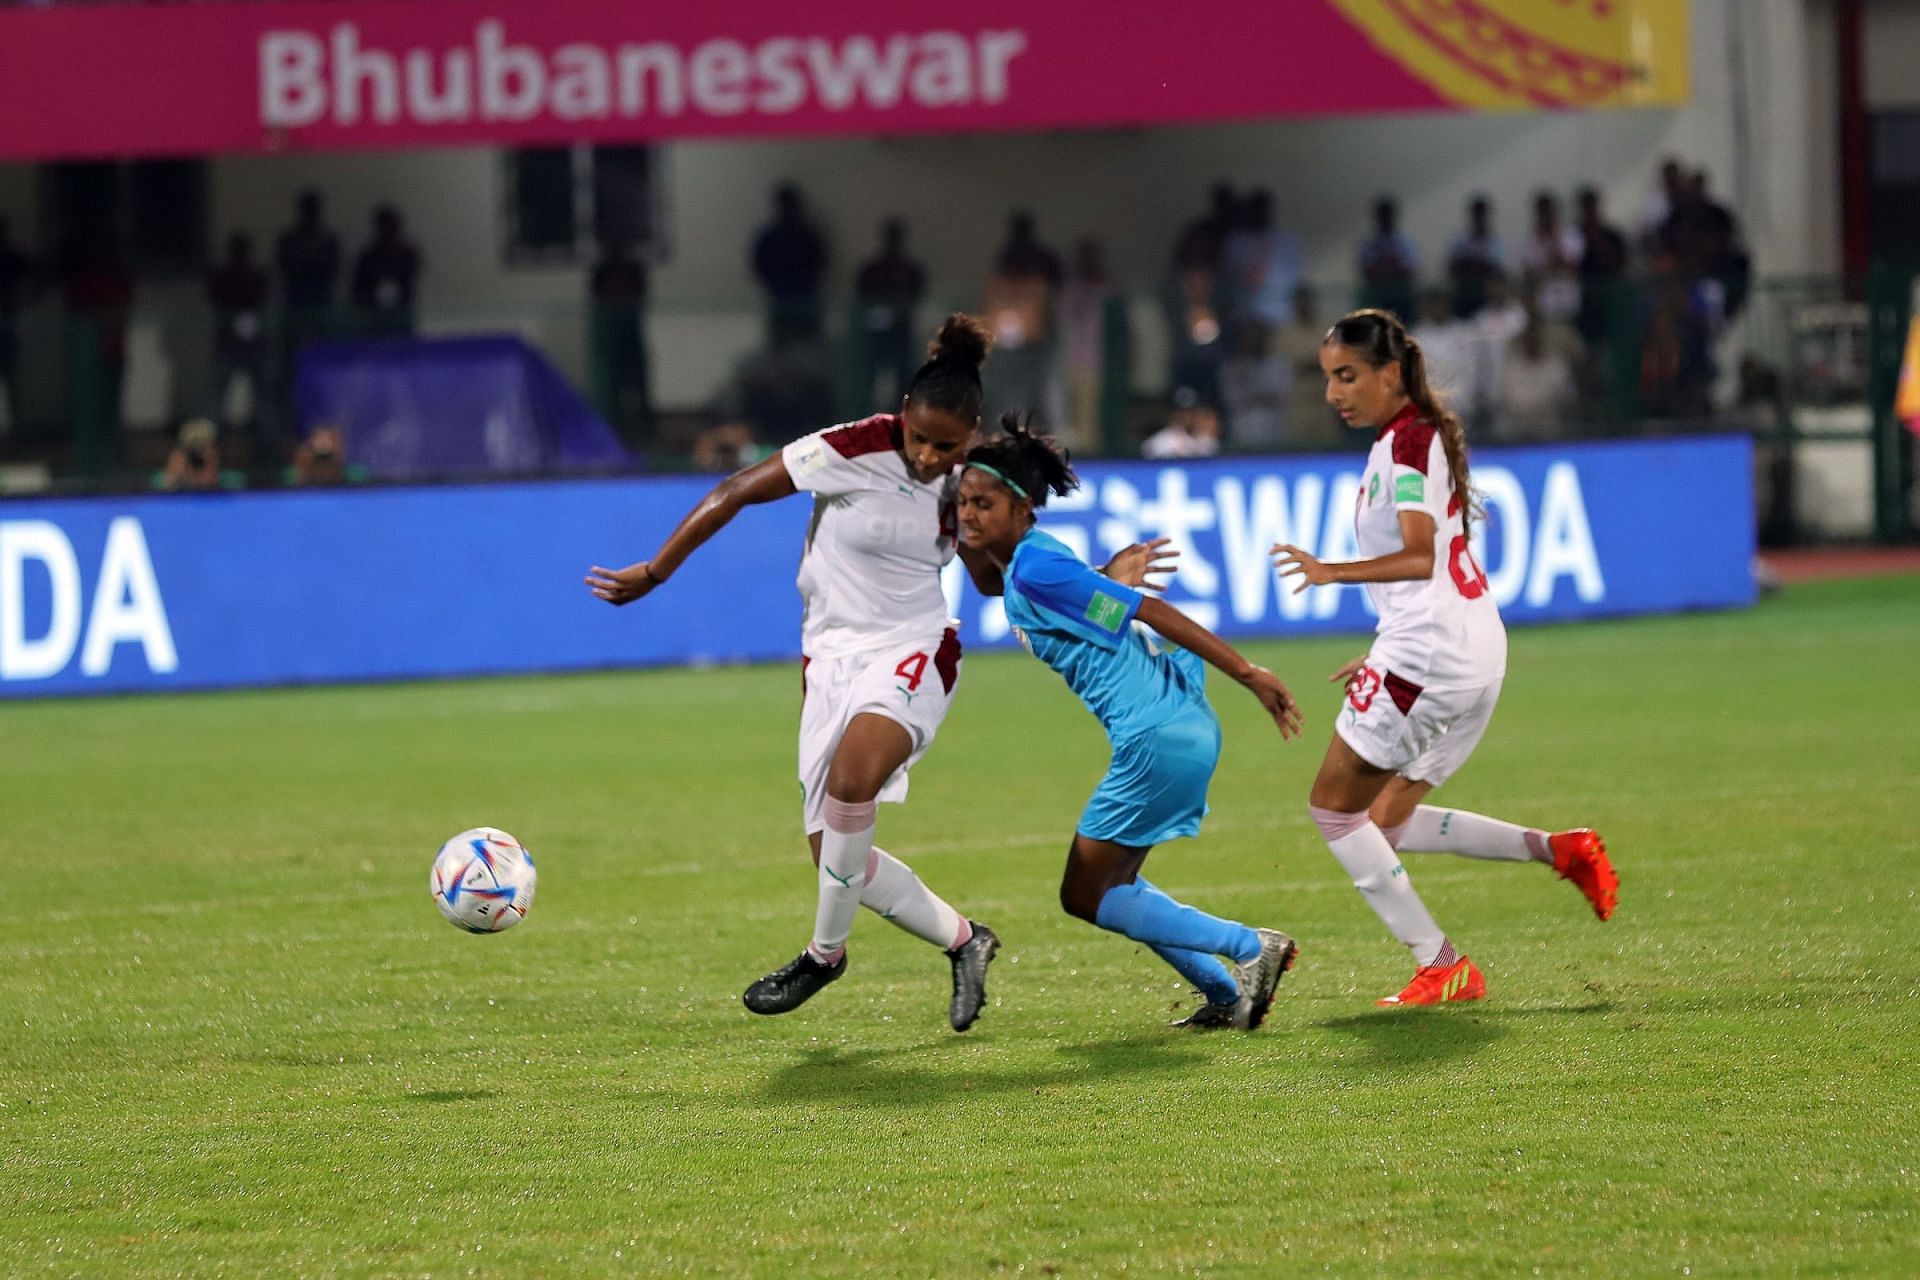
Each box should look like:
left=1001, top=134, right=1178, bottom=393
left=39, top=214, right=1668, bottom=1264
left=806, top=942, right=845, bottom=965
left=1525, top=829, right=1551, bottom=861
left=1381, top=821, right=1409, bottom=850
left=949, top=918, right=973, bottom=951
left=823, top=795, right=877, bottom=833
left=1310, top=804, right=1373, bottom=842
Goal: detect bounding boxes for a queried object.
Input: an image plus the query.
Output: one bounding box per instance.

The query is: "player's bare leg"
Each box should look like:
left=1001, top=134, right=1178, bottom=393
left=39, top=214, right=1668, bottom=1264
left=1310, top=736, right=1481, bottom=1005
left=748, top=714, right=996, bottom=1027
left=1063, top=836, right=1294, bottom=1030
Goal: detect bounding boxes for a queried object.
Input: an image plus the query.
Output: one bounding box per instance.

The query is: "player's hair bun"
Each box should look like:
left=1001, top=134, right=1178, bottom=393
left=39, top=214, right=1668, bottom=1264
left=926, top=313, right=991, bottom=370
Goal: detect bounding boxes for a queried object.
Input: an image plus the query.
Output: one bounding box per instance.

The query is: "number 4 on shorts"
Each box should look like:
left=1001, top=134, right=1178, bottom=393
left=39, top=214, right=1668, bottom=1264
left=894, top=652, right=929, bottom=691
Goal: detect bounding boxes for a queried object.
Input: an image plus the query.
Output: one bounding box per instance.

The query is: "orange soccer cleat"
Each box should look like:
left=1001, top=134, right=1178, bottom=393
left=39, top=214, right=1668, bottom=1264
left=1378, top=955, right=1485, bottom=1007
left=1550, top=828, right=1618, bottom=922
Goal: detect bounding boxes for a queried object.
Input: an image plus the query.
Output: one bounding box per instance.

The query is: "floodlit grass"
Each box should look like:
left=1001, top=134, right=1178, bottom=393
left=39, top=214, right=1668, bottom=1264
left=4, top=576, right=1917, bottom=1277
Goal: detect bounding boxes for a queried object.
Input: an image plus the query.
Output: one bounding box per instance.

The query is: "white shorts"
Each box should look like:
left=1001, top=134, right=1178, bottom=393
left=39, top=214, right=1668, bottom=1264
left=1334, top=662, right=1502, bottom=788
left=798, top=628, right=962, bottom=835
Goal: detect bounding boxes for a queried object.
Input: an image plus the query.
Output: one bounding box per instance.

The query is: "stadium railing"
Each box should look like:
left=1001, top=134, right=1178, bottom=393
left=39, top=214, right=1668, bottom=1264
left=0, top=271, right=1910, bottom=542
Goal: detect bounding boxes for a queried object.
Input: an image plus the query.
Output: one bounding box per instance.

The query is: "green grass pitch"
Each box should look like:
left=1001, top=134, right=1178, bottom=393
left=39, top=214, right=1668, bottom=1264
left=5, top=575, right=1917, bottom=1277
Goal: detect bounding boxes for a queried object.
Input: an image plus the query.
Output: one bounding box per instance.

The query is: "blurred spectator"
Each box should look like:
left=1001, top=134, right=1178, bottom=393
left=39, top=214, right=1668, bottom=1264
left=205, top=231, right=270, bottom=442
left=1663, top=169, right=1750, bottom=321
left=1474, top=274, right=1529, bottom=423
left=717, top=337, right=835, bottom=446
left=1277, top=284, right=1343, bottom=448
left=1163, top=265, right=1226, bottom=410
left=1410, top=287, right=1484, bottom=427
left=993, top=209, right=1064, bottom=286
left=0, top=215, right=32, bottom=434
left=1357, top=196, right=1418, bottom=322
left=1446, top=195, right=1504, bottom=318
left=158, top=418, right=225, bottom=491
left=290, top=425, right=365, bottom=486
left=692, top=421, right=770, bottom=474
left=351, top=205, right=420, bottom=338
left=59, top=218, right=132, bottom=442
left=854, top=217, right=925, bottom=404
left=981, top=210, right=1063, bottom=426
left=1522, top=190, right=1583, bottom=324
left=752, top=183, right=827, bottom=346
left=1219, top=320, right=1288, bottom=451
left=1221, top=189, right=1303, bottom=332
left=1057, top=237, right=1117, bottom=452
left=1495, top=305, right=1581, bottom=439
left=1575, top=186, right=1630, bottom=348
left=1638, top=157, right=1687, bottom=256
left=277, top=190, right=341, bottom=361
left=1141, top=387, right=1221, bottom=460
left=1639, top=258, right=1715, bottom=419
left=1172, top=182, right=1237, bottom=275
left=589, top=233, right=652, bottom=445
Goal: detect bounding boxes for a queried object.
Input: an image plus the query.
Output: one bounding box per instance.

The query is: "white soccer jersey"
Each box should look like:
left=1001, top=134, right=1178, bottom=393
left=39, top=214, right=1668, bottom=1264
left=781, top=414, right=959, bottom=660
left=1353, top=405, right=1507, bottom=691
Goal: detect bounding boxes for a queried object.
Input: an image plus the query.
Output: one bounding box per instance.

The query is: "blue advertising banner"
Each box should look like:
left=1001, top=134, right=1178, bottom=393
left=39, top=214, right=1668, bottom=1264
left=0, top=436, right=1754, bottom=698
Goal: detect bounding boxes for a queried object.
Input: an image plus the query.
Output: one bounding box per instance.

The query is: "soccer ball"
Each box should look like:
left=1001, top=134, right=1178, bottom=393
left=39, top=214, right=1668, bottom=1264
left=430, top=827, right=537, bottom=934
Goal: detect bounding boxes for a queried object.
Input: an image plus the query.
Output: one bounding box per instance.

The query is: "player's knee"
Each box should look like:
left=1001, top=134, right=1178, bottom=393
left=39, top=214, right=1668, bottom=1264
left=1059, top=879, right=1099, bottom=923
left=823, top=769, right=883, bottom=805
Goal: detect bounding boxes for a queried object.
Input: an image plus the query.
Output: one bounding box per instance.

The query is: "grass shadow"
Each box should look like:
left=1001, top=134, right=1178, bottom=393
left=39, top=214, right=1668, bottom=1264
left=1316, top=1008, right=1509, bottom=1067
left=754, top=1034, right=1206, bottom=1109
left=402, top=1088, right=497, bottom=1104
left=1315, top=998, right=1614, bottom=1065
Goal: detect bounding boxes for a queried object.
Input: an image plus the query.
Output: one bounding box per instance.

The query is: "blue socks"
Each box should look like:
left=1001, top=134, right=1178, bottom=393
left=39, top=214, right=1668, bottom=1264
left=1093, top=877, right=1261, bottom=1004
left=1149, top=944, right=1239, bottom=1007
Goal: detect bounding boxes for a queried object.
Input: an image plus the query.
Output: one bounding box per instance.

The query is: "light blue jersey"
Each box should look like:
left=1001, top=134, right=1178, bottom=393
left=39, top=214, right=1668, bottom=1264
left=1003, top=527, right=1220, bottom=846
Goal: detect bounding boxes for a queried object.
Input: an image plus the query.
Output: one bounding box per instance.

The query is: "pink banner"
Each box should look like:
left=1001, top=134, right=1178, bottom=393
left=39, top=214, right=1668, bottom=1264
left=0, top=1, right=1686, bottom=161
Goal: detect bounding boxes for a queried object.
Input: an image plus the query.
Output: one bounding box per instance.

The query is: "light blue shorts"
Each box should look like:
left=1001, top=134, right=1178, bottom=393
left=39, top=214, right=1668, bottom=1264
left=1077, top=702, right=1222, bottom=849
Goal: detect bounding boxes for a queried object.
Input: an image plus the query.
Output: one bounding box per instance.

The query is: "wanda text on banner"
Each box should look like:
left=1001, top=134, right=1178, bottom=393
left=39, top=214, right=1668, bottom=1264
left=0, top=438, right=1754, bottom=698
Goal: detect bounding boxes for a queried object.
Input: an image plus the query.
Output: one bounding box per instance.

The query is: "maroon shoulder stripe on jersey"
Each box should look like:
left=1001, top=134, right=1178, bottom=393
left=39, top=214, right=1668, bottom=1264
left=824, top=414, right=901, bottom=459
left=1389, top=418, right=1437, bottom=473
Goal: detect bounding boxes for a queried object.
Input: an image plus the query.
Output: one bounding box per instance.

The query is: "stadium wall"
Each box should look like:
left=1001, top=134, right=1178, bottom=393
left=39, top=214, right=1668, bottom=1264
left=0, top=436, right=1757, bottom=698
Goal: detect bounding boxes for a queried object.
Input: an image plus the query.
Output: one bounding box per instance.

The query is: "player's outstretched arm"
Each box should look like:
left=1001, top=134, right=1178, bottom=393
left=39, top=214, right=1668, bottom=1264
left=1135, top=596, right=1303, bottom=739
left=1272, top=510, right=1437, bottom=594
left=1102, top=537, right=1180, bottom=592
left=586, top=454, right=799, bottom=605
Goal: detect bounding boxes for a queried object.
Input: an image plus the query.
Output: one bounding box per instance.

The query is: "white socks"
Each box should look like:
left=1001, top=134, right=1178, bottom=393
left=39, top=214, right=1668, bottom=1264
left=862, top=846, right=970, bottom=951
left=811, top=796, right=971, bottom=962
left=809, top=795, right=876, bottom=963
left=1383, top=806, right=1551, bottom=864
left=1312, top=805, right=1449, bottom=967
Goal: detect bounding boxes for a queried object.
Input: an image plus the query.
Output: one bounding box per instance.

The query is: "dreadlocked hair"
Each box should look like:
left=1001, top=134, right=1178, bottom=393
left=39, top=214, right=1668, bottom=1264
left=1324, top=307, right=1481, bottom=542
left=905, top=313, right=992, bottom=423
left=964, top=413, right=1079, bottom=509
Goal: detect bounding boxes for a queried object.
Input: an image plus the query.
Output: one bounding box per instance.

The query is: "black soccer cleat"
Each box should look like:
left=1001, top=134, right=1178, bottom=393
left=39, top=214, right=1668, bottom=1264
left=1170, top=999, right=1239, bottom=1030
left=946, top=922, right=999, bottom=1032
left=743, top=949, right=846, bottom=1015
